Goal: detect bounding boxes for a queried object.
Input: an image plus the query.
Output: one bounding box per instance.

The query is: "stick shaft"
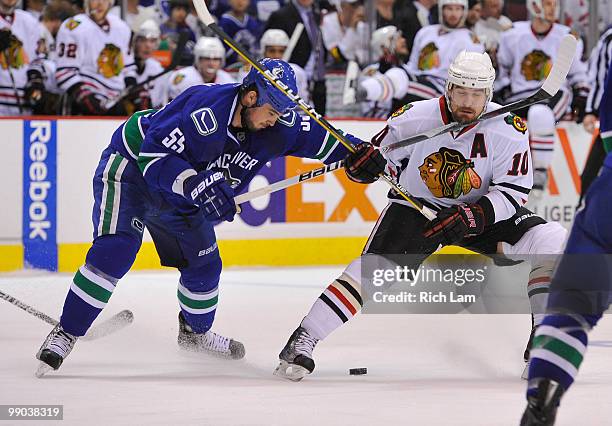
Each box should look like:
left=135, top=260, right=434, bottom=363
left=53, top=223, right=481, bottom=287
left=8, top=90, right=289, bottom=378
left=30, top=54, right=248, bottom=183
left=0, top=290, right=58, bottom=326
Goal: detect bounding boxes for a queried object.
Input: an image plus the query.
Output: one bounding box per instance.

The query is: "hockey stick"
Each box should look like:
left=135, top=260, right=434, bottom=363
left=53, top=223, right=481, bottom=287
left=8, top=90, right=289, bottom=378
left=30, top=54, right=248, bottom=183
left=342, top=60, right=360, bottom=105
left=192, top=0, right=437, bottom=220
left=104, top=31, right=190, bottom=110
left=380, top=35, right=578, bottom=154
left=282, top=23, right=304, bottom=62
left=234, top=160, right=343, bottom=205
left=0, top=289, right=134, bottom=341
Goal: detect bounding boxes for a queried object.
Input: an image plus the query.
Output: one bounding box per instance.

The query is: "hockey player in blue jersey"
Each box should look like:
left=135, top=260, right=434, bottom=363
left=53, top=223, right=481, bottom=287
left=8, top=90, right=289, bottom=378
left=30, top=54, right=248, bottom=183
left=34, top=58, right=367, bottom=376
left=520, top=58, right=612, bottom=425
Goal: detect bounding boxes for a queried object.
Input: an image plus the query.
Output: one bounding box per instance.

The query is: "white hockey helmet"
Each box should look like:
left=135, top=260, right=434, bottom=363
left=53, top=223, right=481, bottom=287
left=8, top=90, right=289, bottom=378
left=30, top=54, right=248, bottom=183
left=260, top=29, right=290, bottom=51
left=371, top=25, right=400, bottom=59
left=526, top=0, right=559, bottom=22
left=438, top=0, right=468, bottom=30
left=136, top=19, right=161, bottom=39
left=445, top=50, right=496, bottom=115
left=194, top=36, right=226, bottom=65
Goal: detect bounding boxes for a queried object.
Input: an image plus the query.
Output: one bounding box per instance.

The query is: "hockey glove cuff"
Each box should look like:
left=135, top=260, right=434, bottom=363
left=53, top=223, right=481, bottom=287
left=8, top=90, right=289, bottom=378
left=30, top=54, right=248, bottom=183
left=423, top=202, right=486, bottom=246
left=183, top=170, right=237, bottom=222
left=344, top=143, right=386, bottom=184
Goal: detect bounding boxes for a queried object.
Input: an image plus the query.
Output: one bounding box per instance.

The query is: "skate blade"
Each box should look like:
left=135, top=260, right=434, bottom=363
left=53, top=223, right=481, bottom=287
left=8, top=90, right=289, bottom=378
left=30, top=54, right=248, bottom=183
left=521, top=361, right=529, bottom=380
left=273, top=360, right=309, bottom=382
left=35, top=362, right=53, bottom=378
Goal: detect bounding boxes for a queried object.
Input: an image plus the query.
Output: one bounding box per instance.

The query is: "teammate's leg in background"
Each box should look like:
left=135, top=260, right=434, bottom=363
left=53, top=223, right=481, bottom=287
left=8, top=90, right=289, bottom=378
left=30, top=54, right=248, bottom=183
left=521, top=167, right=612, bottom=425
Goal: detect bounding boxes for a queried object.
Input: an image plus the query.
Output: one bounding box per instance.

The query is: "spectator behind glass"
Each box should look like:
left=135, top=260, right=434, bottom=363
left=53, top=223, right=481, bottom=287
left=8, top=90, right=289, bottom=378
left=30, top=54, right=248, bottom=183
left=218, top=0, right=262, bottom=66
left=266, top=0, right=328, bottom=114
left=392, top=0, right=437, bottom=53
left=160, top=0, right=196, bottom=58
left=376, top=0, right=394, bottom=27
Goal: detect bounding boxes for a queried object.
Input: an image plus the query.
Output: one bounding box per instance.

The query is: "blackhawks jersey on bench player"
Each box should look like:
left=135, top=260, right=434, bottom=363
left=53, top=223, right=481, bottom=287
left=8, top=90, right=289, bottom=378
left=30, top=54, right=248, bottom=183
left=377, top=97, right=532, bottom=223
left=55, top=13, right=133, bottom=104
left=108, top=83, right=361, bottom=211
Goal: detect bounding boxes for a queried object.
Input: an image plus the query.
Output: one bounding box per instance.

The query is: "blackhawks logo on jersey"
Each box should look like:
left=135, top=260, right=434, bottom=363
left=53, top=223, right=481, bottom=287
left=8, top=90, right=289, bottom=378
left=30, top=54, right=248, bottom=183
left=504, top=114, right=527, bottom=134
left=417, top=42, right=440, bottom=71
left=418, top=147, right=482, bottom=198
left=66, top=18, right=81, bottom=31
left=97, top=44, right=124, bottom=78
left=0, top=34, right=28, bottom=70
left=173, top=73, right=185, bottom=85
left=521, top=50, right=552, bottom=81
left=390, top=103, right=413, bottom=119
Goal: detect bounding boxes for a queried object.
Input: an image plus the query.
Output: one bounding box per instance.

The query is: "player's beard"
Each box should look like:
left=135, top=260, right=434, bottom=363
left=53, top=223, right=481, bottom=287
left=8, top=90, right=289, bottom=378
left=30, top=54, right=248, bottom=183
left=240, top=106, right=259, bottom=132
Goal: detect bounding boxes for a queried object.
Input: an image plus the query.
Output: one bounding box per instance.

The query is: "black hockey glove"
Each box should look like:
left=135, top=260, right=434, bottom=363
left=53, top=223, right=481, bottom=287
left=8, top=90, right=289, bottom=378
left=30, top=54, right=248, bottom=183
left=183, top=170, right=237, bottom=223
left=25, top=69, right=45, bottom=107
left=344, top=143, right=386, bottom=184
left=70, top=83, right=106, bottom=115
left=0, top=29, right=11, bottom=51
left=423, top=203, right=486, bottom=245
left=571, top=86, right=588, bottom=124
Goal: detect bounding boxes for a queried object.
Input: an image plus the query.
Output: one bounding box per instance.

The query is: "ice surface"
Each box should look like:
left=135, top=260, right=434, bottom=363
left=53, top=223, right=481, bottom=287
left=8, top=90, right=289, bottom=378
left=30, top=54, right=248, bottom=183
left=1, top=267, right=611, bottom=425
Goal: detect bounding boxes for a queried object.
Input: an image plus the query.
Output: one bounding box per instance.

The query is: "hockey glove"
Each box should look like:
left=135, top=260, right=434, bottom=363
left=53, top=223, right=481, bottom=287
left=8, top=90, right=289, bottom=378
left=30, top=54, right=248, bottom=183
left=25, top=69, right=45, bottom=107
left=344, top=143, right=386, bottom=184
left=70, top=83, right=105, bottom=115
left=183, top=170, right=237, bottom=222
left=571, top=86, right=588, bottom=124
left=423, top=203, right=486, bottom=246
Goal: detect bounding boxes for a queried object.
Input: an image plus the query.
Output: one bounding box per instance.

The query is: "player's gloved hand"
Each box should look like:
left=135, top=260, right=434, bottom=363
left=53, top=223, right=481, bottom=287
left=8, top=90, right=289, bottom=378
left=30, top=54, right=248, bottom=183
left=183, top=170, right=237, bottom=222
left=423, top=203, right=486, bottom=245
left=344, top=143, right=386, bottom=184
left=70, top=83, right=106, bottom=115
left=571, top=87, right=588, bottom=124
left=25, top=69, right=45, bottom=107
left=0, top=29, right=11, bottom=51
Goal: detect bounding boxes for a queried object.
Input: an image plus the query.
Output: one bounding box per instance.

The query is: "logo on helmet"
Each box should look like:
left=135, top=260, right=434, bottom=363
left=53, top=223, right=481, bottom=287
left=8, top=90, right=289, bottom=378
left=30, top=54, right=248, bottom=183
left=272, top=66, right=284, bottom=79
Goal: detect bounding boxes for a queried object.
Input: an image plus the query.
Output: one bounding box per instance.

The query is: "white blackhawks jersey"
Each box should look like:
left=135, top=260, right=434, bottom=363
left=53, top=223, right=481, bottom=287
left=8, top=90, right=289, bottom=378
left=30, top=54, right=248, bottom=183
left=378, top=97, right=533, bottom=224
left=405, top=25, right=483, bottom=90
left=166, top=66, right=235, bottom=100
left=54, top=13, right=133, bottom=101
left=126, top=58, right=165, bottom=108
left=0, top=10, right=41, bottom=115
left=496, top=22, right=588, bottom=102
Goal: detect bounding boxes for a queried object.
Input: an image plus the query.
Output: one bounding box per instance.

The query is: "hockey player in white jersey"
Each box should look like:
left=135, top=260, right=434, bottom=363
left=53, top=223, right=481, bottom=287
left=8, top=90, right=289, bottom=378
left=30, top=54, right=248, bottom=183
left=259, top=29, right=309, bottom=102
left=275, top=51, right=567, bottom=381
left=166, top=36, right=235, bottom=101
left=496, top=0, right=589, bottom=196
left=123, top=19, right=165, bottom=110
left=0, top=0, right=40, bottom=115
left=54, top=0, right=134, bottom=115
left=355, top=25, right=408, bottom=118
left=356, top=0, right=483, bottom=112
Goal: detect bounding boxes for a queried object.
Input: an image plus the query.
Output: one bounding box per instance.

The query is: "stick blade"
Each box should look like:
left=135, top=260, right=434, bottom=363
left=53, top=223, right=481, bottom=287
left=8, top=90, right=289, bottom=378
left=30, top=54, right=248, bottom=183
left=192, top=0, right=215, bottom=26
left=541, top=34, right=577, bottom=97
left=342, top=61, right=360, bottom=105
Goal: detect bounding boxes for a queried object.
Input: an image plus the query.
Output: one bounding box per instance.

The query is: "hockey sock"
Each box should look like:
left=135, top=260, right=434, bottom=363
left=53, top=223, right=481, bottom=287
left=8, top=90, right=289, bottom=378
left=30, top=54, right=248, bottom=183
left=177, top=258, right=222, bottom=334
left=527, top=104, right=556, bottom=175
left=527, top=313, right=599, bottom=396
left=60, top=234, right=138, bottom=336
left=300, top=272, right=363, bottom=341
left=527, top=262, right=554, bottom=326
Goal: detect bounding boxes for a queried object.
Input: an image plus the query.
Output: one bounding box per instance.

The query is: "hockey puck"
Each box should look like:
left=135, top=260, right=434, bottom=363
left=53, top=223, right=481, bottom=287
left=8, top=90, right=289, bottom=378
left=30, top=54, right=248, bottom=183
left=349, top=368, right=367, bottom=375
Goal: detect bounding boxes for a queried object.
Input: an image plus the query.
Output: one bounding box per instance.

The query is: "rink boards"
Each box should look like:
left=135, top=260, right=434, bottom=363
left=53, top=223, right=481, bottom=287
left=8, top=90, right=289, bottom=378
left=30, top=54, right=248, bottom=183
left=0, top=117, right=598, bottom=272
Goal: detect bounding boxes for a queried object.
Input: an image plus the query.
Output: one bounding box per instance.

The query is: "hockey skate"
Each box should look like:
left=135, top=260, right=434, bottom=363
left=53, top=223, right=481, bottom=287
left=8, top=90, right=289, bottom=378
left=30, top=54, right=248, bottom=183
left=35, top=324, right=78, bottom=378
left=274, top=326, right=318, bottom=381
left=177, top=312, right=245, bottom=360
left=520, top=379, right=565, bottom=425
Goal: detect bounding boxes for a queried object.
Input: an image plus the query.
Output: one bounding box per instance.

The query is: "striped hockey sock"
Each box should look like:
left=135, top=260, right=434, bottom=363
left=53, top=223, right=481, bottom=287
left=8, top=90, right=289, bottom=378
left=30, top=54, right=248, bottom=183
left=527, top=314, right=590, bottom=394
left=300, top=273, right=363, bottom=341
left=60, top=264, right=118, bottom=336
left=528, top=263, right=553, bottom=326
left=177, top=280, right=218, bottom=334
